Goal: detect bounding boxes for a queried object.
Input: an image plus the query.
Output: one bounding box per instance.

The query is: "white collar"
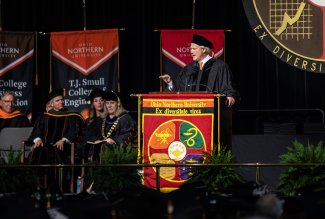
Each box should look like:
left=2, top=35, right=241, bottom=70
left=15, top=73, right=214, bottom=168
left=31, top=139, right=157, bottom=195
left=200, top=55, right=212, bottom=67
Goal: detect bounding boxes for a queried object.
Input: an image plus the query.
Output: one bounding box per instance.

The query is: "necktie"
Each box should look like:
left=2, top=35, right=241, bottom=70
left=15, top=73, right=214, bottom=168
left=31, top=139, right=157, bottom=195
left=200, top=62, right=203, bottom=71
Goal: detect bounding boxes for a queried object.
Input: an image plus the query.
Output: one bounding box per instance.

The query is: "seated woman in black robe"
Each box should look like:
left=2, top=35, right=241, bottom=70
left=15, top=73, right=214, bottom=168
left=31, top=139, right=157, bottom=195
left=81, top=91, right=137, bottom=162
left=81, top=88, right=107, bottom=127
left=77, top=88, right=107, bottom=160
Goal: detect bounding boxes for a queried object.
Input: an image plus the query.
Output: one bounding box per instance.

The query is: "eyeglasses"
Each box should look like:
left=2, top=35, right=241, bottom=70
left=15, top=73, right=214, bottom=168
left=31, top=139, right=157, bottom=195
left=2, top=100, right=14, bottom=103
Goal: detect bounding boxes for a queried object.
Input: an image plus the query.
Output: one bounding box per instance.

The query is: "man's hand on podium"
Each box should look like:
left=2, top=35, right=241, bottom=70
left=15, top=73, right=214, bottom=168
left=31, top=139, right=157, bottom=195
left=226, top=96, right=235, bottom=108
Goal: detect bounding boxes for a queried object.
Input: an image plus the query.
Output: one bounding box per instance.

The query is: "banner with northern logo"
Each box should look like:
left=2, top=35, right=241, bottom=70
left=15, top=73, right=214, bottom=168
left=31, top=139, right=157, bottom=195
left=243, top=0, right=325, bottom=73
left=160, top=29, right=224, bottom=86
left=51, top=29, right=119, bottom=114
left=141, top=93, right=215, bottom=192
left=0, top=31, right=35, bottom=118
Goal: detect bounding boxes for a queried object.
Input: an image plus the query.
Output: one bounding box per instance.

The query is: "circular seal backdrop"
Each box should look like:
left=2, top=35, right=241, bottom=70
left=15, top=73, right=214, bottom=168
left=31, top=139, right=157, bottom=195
left=242, top=0, right=325, bottom=73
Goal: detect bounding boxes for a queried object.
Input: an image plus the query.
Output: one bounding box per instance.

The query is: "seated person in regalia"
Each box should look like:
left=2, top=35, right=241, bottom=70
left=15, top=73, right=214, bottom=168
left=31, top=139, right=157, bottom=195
left=28, top=88, right=84, bottom=192
left=81, top=91, right=137, bottom=162
left=0, top=90, right=30, bottom=131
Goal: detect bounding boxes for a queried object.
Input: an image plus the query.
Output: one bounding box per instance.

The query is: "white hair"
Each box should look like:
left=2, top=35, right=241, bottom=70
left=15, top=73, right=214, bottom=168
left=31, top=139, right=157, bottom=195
left=1, top=91, right=15, bottom=100
left=200, top=46, right=211, bottom=55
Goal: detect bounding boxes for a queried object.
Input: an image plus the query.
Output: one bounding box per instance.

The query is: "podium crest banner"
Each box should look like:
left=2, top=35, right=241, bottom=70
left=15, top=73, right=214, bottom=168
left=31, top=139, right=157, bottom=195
left=141, top=93, right=215, bottom=192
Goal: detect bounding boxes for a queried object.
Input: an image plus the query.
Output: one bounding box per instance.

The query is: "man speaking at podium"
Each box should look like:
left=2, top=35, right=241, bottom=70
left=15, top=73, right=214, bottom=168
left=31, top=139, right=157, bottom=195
left=160, top=34, right=239, bottom=108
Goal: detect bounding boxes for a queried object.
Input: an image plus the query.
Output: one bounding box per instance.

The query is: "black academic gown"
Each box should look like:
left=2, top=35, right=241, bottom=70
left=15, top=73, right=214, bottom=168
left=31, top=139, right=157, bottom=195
left=171, top=59, right=240, bottom=99
left=0, top=109, right=30, bottom=131
left=29, top=109, right=84, bottom=164
left=81, top=112, right=136, bottom=161
left=169, top=59, right=239, bottom=151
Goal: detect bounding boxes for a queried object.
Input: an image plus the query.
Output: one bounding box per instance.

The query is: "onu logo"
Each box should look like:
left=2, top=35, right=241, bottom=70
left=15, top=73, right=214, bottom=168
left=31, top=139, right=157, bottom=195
left=243, top=0, right=325, bottom=73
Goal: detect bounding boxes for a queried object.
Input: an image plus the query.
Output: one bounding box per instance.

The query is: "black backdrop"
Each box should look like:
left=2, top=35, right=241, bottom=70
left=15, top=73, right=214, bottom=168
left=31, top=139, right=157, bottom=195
left=2, top=0, right=325, bottom=134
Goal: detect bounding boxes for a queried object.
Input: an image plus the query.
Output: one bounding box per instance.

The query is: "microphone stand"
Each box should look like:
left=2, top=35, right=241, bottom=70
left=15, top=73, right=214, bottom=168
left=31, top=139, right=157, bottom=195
left=186, top=83, right=213, bottom=93
left=184, top=63, right=199, bottom=91
left=184, top=74, right=194, bottom=91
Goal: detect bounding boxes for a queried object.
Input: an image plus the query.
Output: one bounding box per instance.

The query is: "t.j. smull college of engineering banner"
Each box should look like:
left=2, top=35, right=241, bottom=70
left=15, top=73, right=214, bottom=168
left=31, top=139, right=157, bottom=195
left=141, top=93, right=215, bottom=192
left=160, top=29, right=224, bottom=89
left=51, top=29, right=119, bottom=113
left=0, top=31, right=35, bottom=118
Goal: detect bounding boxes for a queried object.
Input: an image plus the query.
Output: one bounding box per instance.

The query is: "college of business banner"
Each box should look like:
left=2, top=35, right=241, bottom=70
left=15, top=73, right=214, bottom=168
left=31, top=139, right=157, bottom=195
left=160, top=30, right=224, bottom=88
left=0, top=31, right=35, bottom=118
left=51, top=29, right=119, bottom=113
left=142, top=93, right=215, bottom=192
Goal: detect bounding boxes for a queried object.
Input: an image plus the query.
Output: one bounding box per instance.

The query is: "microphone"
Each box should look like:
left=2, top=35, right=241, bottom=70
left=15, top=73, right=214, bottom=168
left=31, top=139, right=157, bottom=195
left=186, top=83, right=213, bottom=93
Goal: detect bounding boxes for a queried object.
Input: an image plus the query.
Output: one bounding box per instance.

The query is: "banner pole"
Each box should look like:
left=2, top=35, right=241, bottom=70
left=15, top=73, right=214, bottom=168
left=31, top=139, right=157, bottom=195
left=83, top=0, right=87, bottom=30
left=160, top=33, right=163, bottom=92
left=0, top=0, right=2, bottom=31
left=137, top=94, right=142, bottom=164
left=217, top=95, right=221, bottom=155
left=191, top=0, right=196, bottom=29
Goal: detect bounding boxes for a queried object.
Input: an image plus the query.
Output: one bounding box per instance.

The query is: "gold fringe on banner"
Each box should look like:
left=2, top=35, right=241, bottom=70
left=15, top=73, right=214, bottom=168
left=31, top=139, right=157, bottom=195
left=49, top=35, right=52, bottom=93
left=116, top=28, right=124, bottom=92
left=137, top=94, right=142, bottom=164
left=159, top=33, right=162, bottom=92
left=118, top=39, right=120, bottom=92
left=35, top=32, right=39, bottom=85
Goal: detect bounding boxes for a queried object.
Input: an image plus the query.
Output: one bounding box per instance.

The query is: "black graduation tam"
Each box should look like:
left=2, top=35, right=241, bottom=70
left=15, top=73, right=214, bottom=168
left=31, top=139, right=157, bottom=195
left=86, top=88, right=106, bottom=102
left=45, top=88, right=65, bottom=103
left=191, top=34, right=214, bottom=49
left=105, top=91, right=120, bottom=103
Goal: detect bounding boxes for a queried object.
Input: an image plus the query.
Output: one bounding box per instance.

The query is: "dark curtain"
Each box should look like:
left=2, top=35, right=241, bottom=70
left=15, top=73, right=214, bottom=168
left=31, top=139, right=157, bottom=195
left=1, top=0, right=325, bottom=133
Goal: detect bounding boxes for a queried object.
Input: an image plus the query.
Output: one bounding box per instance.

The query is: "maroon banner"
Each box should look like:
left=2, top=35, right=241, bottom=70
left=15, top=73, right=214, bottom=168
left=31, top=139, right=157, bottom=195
left=160, top=30, right=224, bottom=90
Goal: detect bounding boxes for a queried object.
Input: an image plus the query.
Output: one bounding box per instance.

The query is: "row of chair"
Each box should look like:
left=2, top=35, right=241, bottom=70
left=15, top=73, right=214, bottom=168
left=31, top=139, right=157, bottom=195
left=0, top=127, right=76, bottom=193
left=0, top=127, right=33, bottom=163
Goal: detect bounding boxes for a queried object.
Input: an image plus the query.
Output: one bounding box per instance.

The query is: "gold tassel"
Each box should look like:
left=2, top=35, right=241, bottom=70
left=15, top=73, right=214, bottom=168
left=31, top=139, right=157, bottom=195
left=35, top=32, right=39, bottom=85
left=46, top=193, right=51, bottom=209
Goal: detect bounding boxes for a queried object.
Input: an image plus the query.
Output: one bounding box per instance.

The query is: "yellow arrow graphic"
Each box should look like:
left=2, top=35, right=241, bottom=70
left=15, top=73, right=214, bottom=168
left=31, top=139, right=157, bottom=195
left=275, top=2, right=306, bottom=36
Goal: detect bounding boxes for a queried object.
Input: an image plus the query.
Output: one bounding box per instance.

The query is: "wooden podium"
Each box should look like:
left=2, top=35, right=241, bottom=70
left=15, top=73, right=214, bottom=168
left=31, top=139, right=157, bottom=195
left=137, top=93, right=232, bottom=192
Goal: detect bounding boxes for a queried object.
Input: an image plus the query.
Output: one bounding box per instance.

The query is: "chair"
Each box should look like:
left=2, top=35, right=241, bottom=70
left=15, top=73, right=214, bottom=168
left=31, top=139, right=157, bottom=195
left=22, top=140, right=76, bottom=194
left=56, top=142, right=76, bottom=193
left=0, top=127, right=33, bottom=163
